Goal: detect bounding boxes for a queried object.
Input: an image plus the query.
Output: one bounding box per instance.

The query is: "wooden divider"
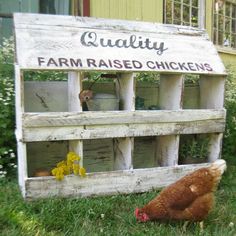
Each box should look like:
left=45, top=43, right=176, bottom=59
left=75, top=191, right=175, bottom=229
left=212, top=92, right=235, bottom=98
left=156, top=74, right=184, bottom=166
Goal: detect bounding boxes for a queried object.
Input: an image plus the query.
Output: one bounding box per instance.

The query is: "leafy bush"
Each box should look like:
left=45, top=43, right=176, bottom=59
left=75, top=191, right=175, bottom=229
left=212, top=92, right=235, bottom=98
left=0, top=37, right=16, bottom=178
left=179, top=135, right=209, bottom=164
left=223, top=66, right=236, bottom=158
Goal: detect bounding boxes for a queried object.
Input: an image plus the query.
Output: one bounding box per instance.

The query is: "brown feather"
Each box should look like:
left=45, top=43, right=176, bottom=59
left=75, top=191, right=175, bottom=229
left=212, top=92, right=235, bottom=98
left=136, top=160, right=226, bottom=222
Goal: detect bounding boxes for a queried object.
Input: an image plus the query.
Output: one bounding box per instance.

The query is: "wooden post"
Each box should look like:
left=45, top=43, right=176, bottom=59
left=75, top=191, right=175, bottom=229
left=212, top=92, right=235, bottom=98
left=113, top=73, right=135, bottom=170
left=68, top=72, right=83, bottom=166
left=156, top=74, right=184, bottom=166
left=15, top=65, right=27, bottom=196
left=200, top=75, right=225, bottom=162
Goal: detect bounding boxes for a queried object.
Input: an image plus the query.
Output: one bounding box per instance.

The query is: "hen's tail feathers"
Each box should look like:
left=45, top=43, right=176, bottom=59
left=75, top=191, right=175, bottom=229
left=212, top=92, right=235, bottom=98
left=210, top=159, right=227, bottom=174
left=209, top=159, right=227, bottom=187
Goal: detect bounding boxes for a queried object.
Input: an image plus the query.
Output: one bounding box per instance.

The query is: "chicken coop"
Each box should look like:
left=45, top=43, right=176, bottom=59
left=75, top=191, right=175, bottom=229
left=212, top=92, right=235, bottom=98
left=14, top=13, right=226, bottom=200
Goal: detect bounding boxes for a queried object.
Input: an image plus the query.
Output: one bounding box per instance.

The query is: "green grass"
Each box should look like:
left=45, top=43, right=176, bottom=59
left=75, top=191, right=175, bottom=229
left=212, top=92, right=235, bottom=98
left=0, top=159, right=235, bottom=236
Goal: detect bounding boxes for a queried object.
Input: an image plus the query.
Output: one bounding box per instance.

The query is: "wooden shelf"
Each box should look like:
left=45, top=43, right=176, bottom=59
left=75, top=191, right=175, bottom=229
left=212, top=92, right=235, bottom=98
left=20, top=109, right=226, bottom=142
left=25, top=163, right=211, bottom=200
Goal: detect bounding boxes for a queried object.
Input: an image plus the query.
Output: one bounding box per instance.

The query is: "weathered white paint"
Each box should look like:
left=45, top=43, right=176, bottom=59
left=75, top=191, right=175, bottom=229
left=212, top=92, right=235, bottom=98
left=21, top=110, right=226, bottom=142
left=117, top=73, right=136, bottom=111
left=68, top=72, right=83, bottom=112
left=15, top=65, right=27, bottom=197
left=68, top=72, right=83, bottom=166
left=207, top=133, right=223, bottom=162
left=156, top=74, right=184, bottom=166
left=14, top=13, right=226, bottom=75
left=24, top=81, right=68, bottom=112
left=156, top=135, right=180, bottom=166
left=199, top=76, right=225, bottom=109
left=22, top=110, right=225, bottom=128
left=200, top=75, right=225, bottom=161
left=113, top=138, right=133, bottom=170
left=25, top=163, right=211, bottom=200
left=113, top=73, right=135, bottom=170
left=159, top=74, right=184, bottom=110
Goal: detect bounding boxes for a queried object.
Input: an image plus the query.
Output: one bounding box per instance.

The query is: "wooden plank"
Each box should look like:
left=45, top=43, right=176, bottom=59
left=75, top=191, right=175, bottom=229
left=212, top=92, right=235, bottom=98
left=22, top=109, right=226, bottom=127
left=22, top=119, right=225, bottom=142
left=117, top=73, right=135, bottom=111
left=24, top=163, right=211, bottom=200
left=133, top=137, right=157, bottom=169
left=159, top=74, right=184, bottom=109
left=157, top=74, right=183, bottom=166
left=27, top=141, right=68, bottom=177
left=68, top=72, right=83, bottom=166
left=13, top=13, right=226, bottom=74
left=200, top=76, right=225, bottom=109
left=24, top=81, right=68, bottom=112
left=83, top=139, right=114, bottom=173
left=207, top=133, right=224, bottom=162
left=13, top=13, right=208, bottom=34
left=113, top=73, right=135, bottom=170
left=15, top=65, right=27, bottom=197
left=113, top=138, right=133, bottom=170
left=200, top=75, right=226, bottom=162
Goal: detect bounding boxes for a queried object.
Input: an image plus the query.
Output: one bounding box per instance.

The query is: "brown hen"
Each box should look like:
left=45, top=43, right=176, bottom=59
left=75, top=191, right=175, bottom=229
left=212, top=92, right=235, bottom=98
left=135, top=159, right=226, bottom=223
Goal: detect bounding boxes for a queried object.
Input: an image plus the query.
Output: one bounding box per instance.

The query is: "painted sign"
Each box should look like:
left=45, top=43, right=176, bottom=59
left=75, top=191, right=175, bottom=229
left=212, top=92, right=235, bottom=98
left=14, top=13, right=226, bottom=74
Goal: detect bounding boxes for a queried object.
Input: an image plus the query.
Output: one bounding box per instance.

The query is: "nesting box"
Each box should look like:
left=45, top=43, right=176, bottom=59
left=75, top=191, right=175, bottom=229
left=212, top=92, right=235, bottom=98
left=14, top=13, right=226, bottom=200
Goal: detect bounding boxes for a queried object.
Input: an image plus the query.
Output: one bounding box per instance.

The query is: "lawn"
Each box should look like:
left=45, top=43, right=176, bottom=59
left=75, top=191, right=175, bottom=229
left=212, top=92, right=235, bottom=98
left=0, top=157, right=235, bottom=236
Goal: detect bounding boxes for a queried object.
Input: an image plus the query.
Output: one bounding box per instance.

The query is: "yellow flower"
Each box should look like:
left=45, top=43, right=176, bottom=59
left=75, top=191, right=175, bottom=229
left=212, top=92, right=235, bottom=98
left=56, top=160, right=66, bottom=168
left=63, top=164, right=71, bottom=175
left=79, top=167, right=86, bottom=177
left=55, top=173, right=64, bottom=181
left=67, top=152, right=80, bottom=162
left=73, top=162, right=80, bottom=175
left=51, top=167, right=65, bottom=181
left=51, top=152, right=84, bottom=181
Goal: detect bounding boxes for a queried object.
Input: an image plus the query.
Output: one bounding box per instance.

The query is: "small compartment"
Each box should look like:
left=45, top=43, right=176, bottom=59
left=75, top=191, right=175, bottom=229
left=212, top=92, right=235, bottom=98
left=83, top=138, right=114, bottom=173
left=81, top=74, right=120, bottom=111
left=183, top=74, right=200, bottom=109
left=135, top=73, right=160, bottom=110
left=24, top=70, right=68, bottom=112
left=27, top=141, right=68, bottom=177
left=133, top=137, right=157, bottom=169
left=178, top=134, right=209, bottom=165
left=24, top=81, right=68, bottom=112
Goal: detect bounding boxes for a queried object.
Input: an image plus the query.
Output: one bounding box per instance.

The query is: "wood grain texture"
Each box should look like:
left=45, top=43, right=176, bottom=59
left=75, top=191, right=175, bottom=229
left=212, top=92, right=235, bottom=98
left=20, top=110, right=226, bottom=142
left=156, top=74, right=184, bottom=166
left=13, top=13, right=226, bottom=74
left=68, top=72, right=84, bottom=166
left=200, top=75, right=225, bottom=162
left=22, top=109, right=225, bottom=127
left=25, top=163, right=211, bottom=200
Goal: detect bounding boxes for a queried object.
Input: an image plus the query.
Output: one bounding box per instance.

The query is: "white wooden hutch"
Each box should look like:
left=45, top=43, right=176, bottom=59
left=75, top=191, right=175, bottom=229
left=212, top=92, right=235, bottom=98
left=14, top=13, right=226, bottom=200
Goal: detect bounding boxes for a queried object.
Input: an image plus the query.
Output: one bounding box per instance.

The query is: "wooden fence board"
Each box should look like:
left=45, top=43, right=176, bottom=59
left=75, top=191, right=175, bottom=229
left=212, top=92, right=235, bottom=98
left=25, top=163, right=211, bottom=200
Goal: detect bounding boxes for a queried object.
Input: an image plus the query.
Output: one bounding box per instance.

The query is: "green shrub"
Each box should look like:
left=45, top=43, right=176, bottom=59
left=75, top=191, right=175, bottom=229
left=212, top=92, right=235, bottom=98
left=0, top=37, right=16, bottom=178
left=223, top=66, right=236, bottom=159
